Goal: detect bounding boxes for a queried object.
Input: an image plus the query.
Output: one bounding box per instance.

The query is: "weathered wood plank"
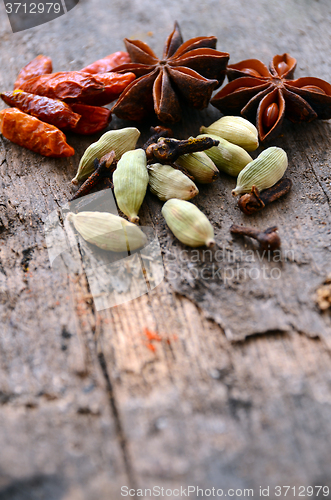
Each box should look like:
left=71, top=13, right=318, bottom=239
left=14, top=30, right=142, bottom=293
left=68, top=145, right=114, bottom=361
left=1, top=0, right=331, bottom=497
left=99, top=290, right=331, bottom=492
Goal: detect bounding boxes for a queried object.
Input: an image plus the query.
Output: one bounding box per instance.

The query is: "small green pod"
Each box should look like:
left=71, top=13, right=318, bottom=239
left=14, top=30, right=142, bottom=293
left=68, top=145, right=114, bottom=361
left=113, top=148, right=149, bottom=223
left=197, top=133, right=252, bottom=176
left=162, top=199, right=215, bottom=248
left=175, top=151, right=219, bottom=184
left=72, top=127, right=140, bottom=184
left=200, top=116, right=259, bottom=151
left=148, top=163, right=199, bottom=201
left=232, top=146, right=288, bottom=197
left=67, top=211, right=147, bottom=252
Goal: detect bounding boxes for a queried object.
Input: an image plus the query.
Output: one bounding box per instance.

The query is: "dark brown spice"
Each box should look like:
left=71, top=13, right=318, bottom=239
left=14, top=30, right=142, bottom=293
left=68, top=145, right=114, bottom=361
left=238, top=178, right=292, bottom=215
left=145, top=136, right=219, bottom=163
left=230, top=224, right=281, bottom=251
left=211, top=53, right=331, bottom=141
left=142, top=126, right=173, bottom=151
left=70, top=151, right=117, bottom=201
left=111, top=22, right=229, bottom=123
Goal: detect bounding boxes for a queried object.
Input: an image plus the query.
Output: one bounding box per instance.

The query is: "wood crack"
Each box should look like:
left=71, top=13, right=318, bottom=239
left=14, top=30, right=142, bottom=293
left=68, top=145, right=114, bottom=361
left=97, top=350, right=138, bottom=491
left=305, top=153, right=331, bottom=208
left=74, top=243, right=138, bottom=491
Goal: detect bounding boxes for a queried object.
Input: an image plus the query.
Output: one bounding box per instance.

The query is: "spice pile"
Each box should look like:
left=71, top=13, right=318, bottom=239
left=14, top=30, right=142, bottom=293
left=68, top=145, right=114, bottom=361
left=67, top=116, right=290, bottom=251
left=1, top=22, right=331, bottom=254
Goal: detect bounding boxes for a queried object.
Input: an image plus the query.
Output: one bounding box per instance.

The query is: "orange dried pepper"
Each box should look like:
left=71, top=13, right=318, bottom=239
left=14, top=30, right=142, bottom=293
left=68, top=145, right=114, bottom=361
left=77, top=72, right=136, bottom=106
left=18, top=72, right=104, bottom=102
left=81, top=51, right=130, bottom=74
left=0, top=108, right=74, bottom=157
left=14, top=55, right=53, bottom=89
left=1, top=90, right=81, bottom=129
left=68, top=104, right=111, bottom=134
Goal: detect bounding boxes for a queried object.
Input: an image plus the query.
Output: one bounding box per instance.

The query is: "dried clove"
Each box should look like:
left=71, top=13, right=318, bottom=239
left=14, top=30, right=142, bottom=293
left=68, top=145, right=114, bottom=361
left=145, top=136, right=219, bottom=163
left=142, top=126, right=173, bottom=151
left=230, top=224, right=281, bottom=251
left=70, top=151, right=117, bottom=201
left=238, top=178, right=292, bottom=215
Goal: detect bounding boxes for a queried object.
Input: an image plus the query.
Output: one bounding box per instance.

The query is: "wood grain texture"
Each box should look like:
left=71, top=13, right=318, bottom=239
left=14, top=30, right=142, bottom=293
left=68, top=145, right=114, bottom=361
left=1, top=0, right=331, bottom=498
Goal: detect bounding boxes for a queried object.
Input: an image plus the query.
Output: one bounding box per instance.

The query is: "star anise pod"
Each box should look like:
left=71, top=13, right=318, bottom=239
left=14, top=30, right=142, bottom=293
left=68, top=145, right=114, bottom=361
left=211, top=53, right=331, bottom=141
left=111, top=22, right=229, bottom=123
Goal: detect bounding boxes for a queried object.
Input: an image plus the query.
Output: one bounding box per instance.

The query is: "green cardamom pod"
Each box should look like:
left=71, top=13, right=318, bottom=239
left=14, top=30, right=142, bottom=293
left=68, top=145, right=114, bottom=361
left=175, top=151, right=219, bottom=184
left=232, top=146, right=288, bottom=196
left=197, top=133, right=252, bottom=176
left=67, top=211, right=147, bottom=252
left=72, top=127, right=140, bottom=184
left=148, top=163, right=199, bottom=201
left=200, top=116, right=259, bottom=151
left=113, top=148, right=149, bottom=223
left=162, top=199, right=215, bottom=248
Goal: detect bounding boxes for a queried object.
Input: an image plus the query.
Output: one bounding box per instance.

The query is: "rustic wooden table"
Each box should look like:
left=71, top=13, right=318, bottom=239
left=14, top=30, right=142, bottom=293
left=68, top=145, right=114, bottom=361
left=1, top=0, right=331, bottom=498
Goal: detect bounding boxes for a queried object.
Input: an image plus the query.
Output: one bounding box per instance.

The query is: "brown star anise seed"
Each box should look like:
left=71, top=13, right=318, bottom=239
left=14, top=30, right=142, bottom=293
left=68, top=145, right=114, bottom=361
left=211, top=53, right=331, bottom=141
left=111, top=22, right=229, bottom=123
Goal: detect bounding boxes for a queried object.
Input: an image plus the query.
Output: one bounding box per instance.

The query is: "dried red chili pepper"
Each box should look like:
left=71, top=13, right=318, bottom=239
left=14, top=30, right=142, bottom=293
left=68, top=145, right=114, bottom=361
left=0, top=108, right=74, bottom=157
left=18, top=72, right=104, bottom=102
left=1, top=90, right=81, bottom=129
left=77, top=72, right=136, bottom=105
left=68, top=104, right=111, bottom=134
left=14, top=55, right=53, bottom=89
left=81, top=51, right=130, bottom=74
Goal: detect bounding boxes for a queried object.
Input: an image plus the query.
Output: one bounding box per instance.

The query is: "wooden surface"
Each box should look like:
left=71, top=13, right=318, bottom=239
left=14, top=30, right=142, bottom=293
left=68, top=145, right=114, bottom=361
left=1, top=0, right=331, bottom=498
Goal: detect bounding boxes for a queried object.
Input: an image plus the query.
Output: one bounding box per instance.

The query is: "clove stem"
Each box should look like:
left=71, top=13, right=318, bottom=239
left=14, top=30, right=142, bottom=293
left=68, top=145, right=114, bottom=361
left=230, top=224, right=281, bottom=251
left=238, top=178, right=292, bottom=215
left=70, top=151, right=117, bottom=201
left=145, top=136, right=219, bottom=163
